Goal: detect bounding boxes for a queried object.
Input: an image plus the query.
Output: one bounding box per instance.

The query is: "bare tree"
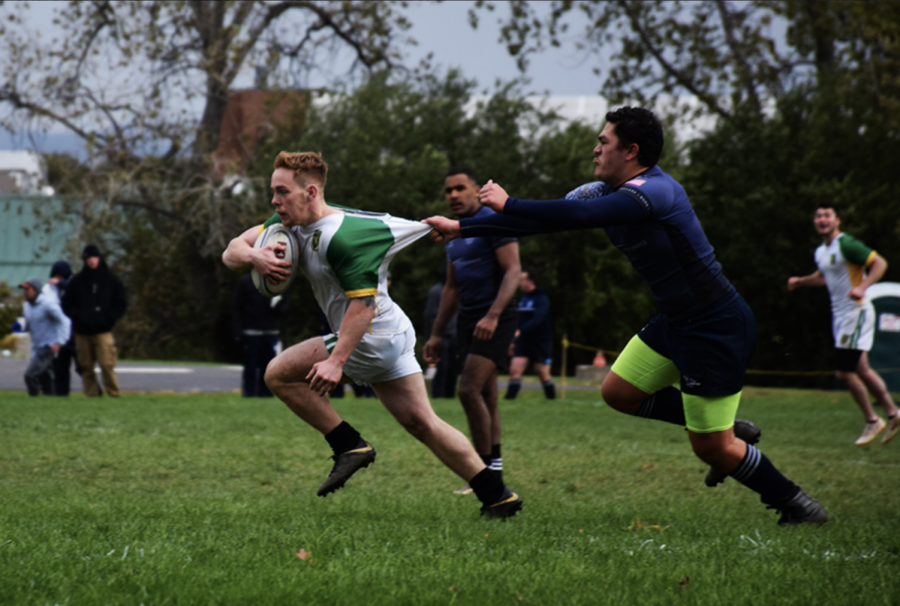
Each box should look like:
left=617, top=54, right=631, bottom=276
left=0, top=0, right=415, bottom=357
left=0, top=0, right=413, bottom=244
left=468, top=1, right=899, bottom=124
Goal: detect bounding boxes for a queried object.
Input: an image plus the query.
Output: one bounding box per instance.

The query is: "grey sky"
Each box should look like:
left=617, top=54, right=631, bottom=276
left=404, top=1, right=600, bottom=96
left=0, top=1, right=601, bottom=152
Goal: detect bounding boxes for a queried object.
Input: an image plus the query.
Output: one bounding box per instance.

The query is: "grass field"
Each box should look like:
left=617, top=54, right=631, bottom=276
left=1, top=386, right=898, bottom=605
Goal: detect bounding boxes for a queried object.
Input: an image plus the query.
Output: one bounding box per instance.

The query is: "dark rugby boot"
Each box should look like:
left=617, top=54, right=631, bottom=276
left=317, top=441, right=376, bottom=497
left=480, top=487, right=523, bottom=519
left=770, top=489, right=828, bottom=526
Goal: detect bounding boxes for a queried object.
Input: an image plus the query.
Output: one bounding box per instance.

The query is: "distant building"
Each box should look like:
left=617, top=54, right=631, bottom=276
left=0, top=150, right=53, bottom=195
left=0, top=196, right=76, bottom=288
left=214, top=89, right=309, bottom=178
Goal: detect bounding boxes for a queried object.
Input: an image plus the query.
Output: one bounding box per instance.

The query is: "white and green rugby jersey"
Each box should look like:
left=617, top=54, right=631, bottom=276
left=262, top=208, right=433, bottom=335
left=814, top=232, right=877, bottom=315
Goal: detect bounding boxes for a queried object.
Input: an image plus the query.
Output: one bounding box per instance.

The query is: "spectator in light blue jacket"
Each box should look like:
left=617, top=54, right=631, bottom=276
left=19, top=277, right=71, bottom=396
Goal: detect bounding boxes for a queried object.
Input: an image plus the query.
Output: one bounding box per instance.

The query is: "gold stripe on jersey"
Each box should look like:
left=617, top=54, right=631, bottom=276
left=344, top=288, right=378, bottom=299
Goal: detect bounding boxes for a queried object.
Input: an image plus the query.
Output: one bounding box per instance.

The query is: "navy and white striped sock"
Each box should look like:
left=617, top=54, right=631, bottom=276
left=729, top=444, right=798, bottom=505
left=635, top=386, right=686, bottom=426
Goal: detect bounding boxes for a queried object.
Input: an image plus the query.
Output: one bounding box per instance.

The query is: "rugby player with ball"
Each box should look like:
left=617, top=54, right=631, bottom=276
left=223, top=151, right=522, bottom=518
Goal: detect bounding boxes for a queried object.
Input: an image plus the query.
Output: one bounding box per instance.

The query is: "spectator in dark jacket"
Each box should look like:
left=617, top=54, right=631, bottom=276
left=62, top=244, right=127, bottom=397
left=232, top=273, right=289, bottom=397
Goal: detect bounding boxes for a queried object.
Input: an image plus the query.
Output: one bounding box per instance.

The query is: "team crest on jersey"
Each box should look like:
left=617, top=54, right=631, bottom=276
left=312, top=230, right=322, bottom=251
left=830, top=254, right=836, bottom=264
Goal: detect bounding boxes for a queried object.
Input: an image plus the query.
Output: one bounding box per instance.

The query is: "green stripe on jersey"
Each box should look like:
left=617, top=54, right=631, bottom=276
left=837, top=233, right=875, bottom=267
left=263, top=213, right=282, bottom=229
left=326, top=215, right=395, bottom=294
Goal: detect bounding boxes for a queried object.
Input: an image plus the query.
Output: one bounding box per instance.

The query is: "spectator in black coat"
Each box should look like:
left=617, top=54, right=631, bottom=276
left=61, top=245, right=127, bottom=397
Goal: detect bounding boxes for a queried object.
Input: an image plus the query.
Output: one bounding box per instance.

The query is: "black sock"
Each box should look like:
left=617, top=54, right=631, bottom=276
left=480, top=453, right=492, bottom=467
left=505, top=380, right=521, bottom=400
left=729, top=444, right=799, bottom=505
left=635, top=386, right=686, bottom=426
left=542, top=379, right=556, bottom=400
left=489, top=443, right=503, bottom=482
left=469, top=468, right=505, bottom=505
left=324, top=421, right=363, bottom=456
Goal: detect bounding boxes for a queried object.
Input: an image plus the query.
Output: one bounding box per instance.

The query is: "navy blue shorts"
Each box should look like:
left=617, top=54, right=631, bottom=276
left=513, top=338, right=553, bottom=364
left=637, top=293, right=756, bottom=396
left=457, top=307, right=518, bottom=370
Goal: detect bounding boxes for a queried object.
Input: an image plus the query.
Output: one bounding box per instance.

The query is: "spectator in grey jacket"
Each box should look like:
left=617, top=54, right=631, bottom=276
left=19, top=277, right=70, bottom=396
left=43, top=260, right=78, bottom=396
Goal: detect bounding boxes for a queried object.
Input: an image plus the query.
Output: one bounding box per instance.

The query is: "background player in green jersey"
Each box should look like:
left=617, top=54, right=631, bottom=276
left=788, top=204, right=900, bottom=446
left=222, top=152, right=521, bottom=518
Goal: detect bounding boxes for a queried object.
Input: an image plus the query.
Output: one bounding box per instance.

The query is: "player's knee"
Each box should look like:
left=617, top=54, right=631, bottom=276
left=264, top=358, right=287, bottom=393
left=396, top=411, right=432, bottom=441
left=601, top=380, right=638, bottom=414
left=457, top=383, right=481, bottom=407
left=836, top=370, right=858, bottom=385
left=690, top=439, right=720, bottom=464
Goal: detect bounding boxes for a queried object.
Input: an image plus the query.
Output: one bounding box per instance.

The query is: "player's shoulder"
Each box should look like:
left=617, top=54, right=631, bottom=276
left=619, top=166, right=683, bottom=213
left=836, top=232, right=868, bottom=248
left=564, top=181, right=606, bottom=201
left=836, top=232, right=875, bottom=262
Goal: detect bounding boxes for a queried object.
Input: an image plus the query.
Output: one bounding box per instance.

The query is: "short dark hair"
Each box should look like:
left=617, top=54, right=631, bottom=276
left=604, top=107, right=664, bottom=168
left=522, top=266, right=539, bottom=285
left=814, top=203, right=840, bottom=217
left=446, top=166, right=479, bottom=185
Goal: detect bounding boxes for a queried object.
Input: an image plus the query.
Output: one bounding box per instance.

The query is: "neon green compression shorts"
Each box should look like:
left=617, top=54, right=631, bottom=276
left=610, top=335, right=742, bottom=433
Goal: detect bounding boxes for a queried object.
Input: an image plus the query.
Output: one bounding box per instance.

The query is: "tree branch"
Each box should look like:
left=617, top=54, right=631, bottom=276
left=714, top=0, right=761, bottom=114
left=618, top=0, right=733, bottom=120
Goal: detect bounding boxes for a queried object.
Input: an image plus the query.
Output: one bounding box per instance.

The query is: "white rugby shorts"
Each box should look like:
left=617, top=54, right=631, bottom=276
left=324, top=325, right=421, bottom=384
left=832, top=301, right=875, bottom=351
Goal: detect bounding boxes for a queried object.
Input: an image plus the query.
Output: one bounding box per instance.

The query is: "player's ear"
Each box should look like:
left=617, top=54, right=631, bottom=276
left=306, top=184, right=318, bottom=200
left=625, top=143, right=640, bottom=161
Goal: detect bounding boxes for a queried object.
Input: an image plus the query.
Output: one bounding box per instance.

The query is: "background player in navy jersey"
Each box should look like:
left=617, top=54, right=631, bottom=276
left=425, top=107, right=827, bottom=525
left=424, top=166, right=521, bottom=494
left=505, top=267, right=556, bottom=400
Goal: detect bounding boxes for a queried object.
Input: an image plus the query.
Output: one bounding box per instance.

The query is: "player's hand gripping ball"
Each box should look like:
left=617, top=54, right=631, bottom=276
left=251, top=224, right=300, bottom=297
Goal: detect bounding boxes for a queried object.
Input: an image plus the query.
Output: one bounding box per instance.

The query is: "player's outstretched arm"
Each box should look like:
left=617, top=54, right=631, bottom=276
left=223, top=224, right=292, bottom=282
left=307, top=296, right=376, bottom=396
left=460, top=190, right=647, bottom=239
left=787, top=270, right=825, bottom=290
left=423, top=216, right=462, bottom=242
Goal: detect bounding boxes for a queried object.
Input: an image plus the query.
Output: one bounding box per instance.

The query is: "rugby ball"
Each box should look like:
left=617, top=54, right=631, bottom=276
left=251, top=224, right=300, bottom=297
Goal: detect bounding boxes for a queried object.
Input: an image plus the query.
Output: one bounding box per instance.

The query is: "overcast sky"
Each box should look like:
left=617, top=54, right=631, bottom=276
left=404, top=1, right=600, bottom=96
left=0, top=1, right=601, bottom=152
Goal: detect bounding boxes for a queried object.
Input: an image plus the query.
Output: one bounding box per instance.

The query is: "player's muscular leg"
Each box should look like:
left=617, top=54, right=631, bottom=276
left=457, top=354, right=499, bottom=454
left=480, top=368, right=501, bottom=445
left=601, top=371, right=649, bottom=415
left=688, top=427, right=746, bottom=472
left=508, top=356, right=527, bottom=381
left=836, top=369, right=880, bottom=421
left=856, top=353, right=900, bottom=416
left=264, top=336, right=344, bottom=434
left=373, top=374, right=485, bottom=480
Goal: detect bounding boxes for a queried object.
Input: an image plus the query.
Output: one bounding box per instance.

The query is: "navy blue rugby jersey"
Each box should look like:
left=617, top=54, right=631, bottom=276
left=517, top=287, right=553, bottom=343
left=446, top=205, right=517, bottom=316
left=458, top=166, right=735, bottom=323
